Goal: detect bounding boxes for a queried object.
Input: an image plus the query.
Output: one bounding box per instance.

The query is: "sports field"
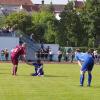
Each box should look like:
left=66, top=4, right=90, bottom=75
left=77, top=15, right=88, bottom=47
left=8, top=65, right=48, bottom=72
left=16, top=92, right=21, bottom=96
left=0, top=63, right=100, bottom=100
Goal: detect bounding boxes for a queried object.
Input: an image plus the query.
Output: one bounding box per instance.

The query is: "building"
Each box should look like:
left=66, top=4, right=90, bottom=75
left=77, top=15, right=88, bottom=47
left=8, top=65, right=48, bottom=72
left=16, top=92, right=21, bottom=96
left=0, top=0, right=65, bottom=20
left=0, top=0, right=84, bottom=19
left=74, top=0, right=84, bottom=8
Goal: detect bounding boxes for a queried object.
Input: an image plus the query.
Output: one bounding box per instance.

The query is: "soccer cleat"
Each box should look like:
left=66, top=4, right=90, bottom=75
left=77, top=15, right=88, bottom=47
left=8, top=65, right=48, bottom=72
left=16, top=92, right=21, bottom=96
left=39, top=75, right=44, bottom=77
left=80, top=84, right=83, bottom=87
left=87, top=84, right=91, bottom=87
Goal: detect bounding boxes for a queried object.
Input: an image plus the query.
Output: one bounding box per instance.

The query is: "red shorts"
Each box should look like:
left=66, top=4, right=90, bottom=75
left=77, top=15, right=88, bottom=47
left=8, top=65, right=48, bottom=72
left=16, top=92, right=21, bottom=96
left=11, top=56, right=18, bottom=65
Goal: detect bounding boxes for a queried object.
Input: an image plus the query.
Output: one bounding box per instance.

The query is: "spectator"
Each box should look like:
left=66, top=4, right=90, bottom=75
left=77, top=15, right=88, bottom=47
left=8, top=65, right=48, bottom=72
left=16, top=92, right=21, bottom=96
left=70, top=51, right=75, bottom=63
left=19, top=35, right=23, bottom=45
left=41, top=42, right=44, bottom=50
left=4, top=48, right=9, bottom=61
left=36, top=50, right=41, bottom=60
left=57, top=49, right=62, bottom=62
left=30, top=33, right=34, bottom=41
left=44, top=46, right=50, bottom=61
left=49, top=49, right=53, bottom=61
left=93, top=49, right=98, bottom=63
left=1, top=50, right=5, bottom=61
left=65, top=51, right=69, bottom=62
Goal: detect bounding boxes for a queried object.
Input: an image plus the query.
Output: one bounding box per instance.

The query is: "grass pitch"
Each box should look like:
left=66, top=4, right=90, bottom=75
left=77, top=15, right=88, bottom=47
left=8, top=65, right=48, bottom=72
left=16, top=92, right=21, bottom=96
left=0, top=63, right=100, bottom=100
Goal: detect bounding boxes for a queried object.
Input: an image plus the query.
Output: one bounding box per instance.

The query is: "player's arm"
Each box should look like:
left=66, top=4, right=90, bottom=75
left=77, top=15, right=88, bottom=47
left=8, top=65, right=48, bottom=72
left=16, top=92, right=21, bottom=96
left=77, top=60, right=82, bottom=68
left=75, top=54, right=82, bottom=67
left=21, top=54, right=27, bottom=62
left=26, top=61, right=33, bottom=66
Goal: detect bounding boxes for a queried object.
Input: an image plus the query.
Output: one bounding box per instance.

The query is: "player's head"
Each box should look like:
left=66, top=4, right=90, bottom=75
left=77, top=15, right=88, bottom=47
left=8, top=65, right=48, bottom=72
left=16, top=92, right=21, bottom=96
left=76, top=48, right=81, bottom=52
left=22, top=43, right=27, bottom=48
left=87, top=49, right=94, bottom=54
left=37, top=59, right=41, bottom=64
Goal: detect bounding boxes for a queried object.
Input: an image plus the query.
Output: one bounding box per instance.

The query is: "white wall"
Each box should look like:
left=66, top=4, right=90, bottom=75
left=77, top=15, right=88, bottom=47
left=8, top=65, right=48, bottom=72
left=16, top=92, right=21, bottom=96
left=0, top=37, right=19, bottom=60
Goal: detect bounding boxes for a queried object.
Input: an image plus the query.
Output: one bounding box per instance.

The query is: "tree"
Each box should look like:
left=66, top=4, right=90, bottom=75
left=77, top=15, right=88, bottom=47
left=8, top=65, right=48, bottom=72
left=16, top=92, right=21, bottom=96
left=31, top=10, right=58, bottom=43
left=57, top=2, right=83, bottom=46
left=0, top=14, right=5, bottom=28
left=80, top=0, right=100, bottom=47
left=5, top=11, right=32, bottom=35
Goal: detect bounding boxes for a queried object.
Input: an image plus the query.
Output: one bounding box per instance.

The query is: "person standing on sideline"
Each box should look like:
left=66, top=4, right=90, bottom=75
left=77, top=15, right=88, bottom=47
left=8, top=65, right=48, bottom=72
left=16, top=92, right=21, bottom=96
left=57, top=48, right=62, bottom=62
left=49, top=49, right=53, bottom=61
left=93, top=49, right=98, bottom=63
left=4, top=48, right=9, bottom=61
left=75, top=49, right=94, bottom=87
left=11, top=43, right=26, bottom=76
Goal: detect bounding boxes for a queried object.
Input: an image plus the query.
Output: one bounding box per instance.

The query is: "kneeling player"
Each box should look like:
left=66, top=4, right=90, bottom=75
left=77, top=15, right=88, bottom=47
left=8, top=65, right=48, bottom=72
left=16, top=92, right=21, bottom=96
left=27, top=59, right=44, bottom=76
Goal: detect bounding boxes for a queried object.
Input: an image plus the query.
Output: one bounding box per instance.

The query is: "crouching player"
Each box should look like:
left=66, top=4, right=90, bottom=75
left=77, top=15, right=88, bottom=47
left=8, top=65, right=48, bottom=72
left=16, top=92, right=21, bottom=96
left=27, top=59, right=44, bottom=76
left=75, top=49, right=94, bottom=87
left=11, top=43, right=26, bottom=76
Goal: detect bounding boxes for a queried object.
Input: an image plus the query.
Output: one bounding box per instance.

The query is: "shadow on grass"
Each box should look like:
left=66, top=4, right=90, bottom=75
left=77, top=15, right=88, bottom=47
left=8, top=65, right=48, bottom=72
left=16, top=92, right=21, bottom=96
left=44, top=74, right=68, bottom=78
left=17, top=74, right=68, bottom=78
left=0, top=68, right=11, bottom=70
left=0, top=73, right=69, bottom=78
left=0, top=72, right=11, bottom=75
left=92, top=85, right=100, bottom=88
left=17, top=74, right=33, bottom=77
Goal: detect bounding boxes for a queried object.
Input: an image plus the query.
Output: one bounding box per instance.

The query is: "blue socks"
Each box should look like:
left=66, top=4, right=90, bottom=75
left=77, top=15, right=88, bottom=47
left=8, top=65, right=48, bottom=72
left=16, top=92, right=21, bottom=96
left=88, top=73, right=92, bottom=86
left=80, top=74, right=84, bottom=86
left=80, top=73, right=92, bottom=86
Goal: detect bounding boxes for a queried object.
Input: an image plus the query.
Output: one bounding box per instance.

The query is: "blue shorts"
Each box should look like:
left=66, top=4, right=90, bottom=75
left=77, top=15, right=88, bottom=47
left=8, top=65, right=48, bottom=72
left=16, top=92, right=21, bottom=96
left=81, top=59, right=94, bottom=72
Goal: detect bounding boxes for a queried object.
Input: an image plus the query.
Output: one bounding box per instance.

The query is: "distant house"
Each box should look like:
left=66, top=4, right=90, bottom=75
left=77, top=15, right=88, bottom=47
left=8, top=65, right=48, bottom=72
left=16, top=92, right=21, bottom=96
left=34, top=3, right=65, bottom=20
left=74, top=0, right=84, bottom=8
left=53, top=4, right=65, bottom=20
left=0, top=0, right=84, bottom=19
left=0, top=0, right=65, bottom=20
left=0, top=0, right=33, bottom=5
left=32, top=0, right=65, bottom=20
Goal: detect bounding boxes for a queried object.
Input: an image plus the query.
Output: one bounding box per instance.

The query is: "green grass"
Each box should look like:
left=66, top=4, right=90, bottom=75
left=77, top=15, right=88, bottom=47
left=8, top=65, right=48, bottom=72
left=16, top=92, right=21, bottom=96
left=0, top=63, right=100, bottom=100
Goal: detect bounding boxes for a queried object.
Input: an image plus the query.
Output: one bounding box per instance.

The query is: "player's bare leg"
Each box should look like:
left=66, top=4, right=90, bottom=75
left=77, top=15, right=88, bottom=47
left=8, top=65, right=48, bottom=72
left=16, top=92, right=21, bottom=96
left=12, top=65, right=18, bottom=75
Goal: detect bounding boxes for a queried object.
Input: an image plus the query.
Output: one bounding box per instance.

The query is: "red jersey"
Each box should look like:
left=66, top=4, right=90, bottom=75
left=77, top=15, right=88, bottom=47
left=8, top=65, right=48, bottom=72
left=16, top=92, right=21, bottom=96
left=11, top=45, right=26, bottom=58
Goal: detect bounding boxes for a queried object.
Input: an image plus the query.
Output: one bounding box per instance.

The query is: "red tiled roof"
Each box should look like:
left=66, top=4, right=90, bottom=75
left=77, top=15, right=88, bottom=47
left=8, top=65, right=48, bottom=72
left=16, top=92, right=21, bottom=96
left=53, top=5, right=65, bottom=13
left=74, top=1, right=84, bottom=8
left=22, top=5, right=40, bottom=12
left=0, top=0, right=33, bottom=5
left=32, top=4, right=65, bottom=13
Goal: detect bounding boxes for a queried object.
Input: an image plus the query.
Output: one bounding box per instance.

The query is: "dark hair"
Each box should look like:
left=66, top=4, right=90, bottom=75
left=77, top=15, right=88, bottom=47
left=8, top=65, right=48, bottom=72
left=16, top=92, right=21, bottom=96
left=37, top=59, right=41, bottom=63
left=76, top=48, right=81, bottom=52
left=88, top=49, right=94, bottom=54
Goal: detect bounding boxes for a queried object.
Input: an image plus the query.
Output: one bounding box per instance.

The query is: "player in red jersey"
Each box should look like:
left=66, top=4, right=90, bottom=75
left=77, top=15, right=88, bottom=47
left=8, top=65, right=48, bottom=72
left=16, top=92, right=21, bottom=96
left=11, top=43, right=26, bottom=75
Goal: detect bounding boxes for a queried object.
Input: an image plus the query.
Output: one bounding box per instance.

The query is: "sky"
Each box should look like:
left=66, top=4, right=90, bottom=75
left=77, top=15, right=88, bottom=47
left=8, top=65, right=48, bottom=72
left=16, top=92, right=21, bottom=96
left=32, top=0, right=84, bottom=4
left=32, top=0, right=67, bottom=4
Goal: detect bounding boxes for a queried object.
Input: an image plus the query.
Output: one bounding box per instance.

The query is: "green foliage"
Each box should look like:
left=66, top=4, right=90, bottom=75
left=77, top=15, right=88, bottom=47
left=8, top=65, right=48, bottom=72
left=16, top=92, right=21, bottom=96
left=57, top=2, right=83, bottom=46
left=80, top=0, right=100, bottom=47
left=5, top=12, right=32, bottom=34
left=0, top=15, right=5, bottom=28
left=57, top=0, right=100, bottom=47
left=30, top=23, right=45, bottom=42
left=31, top=11, right=58, bottom=43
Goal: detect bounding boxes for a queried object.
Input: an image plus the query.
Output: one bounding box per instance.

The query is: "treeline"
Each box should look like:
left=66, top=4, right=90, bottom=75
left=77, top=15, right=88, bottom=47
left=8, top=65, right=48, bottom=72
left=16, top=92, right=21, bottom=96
left=0, top=0, right=100, bottom=48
